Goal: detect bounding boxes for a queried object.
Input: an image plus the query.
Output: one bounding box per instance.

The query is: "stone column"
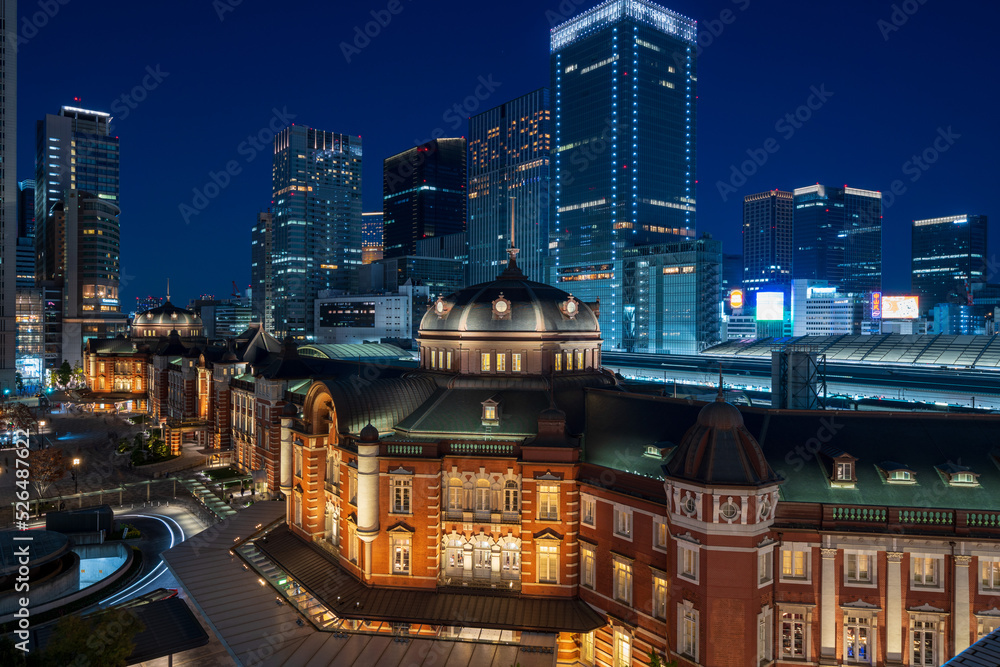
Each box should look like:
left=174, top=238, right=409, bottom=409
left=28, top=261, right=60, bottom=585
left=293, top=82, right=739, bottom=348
left=820, top=547, right=838, bottom=663
left=954, top=555, right=972, bottom=655
left=886, top=552, right=904, bottom=664
left=356, top=440, right=380, bottom=582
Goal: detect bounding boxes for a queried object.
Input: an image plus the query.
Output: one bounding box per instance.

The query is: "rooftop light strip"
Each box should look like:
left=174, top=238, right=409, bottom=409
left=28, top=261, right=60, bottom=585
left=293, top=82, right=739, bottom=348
left=550, top=0, right=696, bottom=51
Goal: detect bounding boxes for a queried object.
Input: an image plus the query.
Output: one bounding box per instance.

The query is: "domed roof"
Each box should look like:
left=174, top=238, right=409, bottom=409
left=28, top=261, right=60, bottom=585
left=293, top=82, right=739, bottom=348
left=359, top=422, right=380, bottom=442
left=136, top=301, right=202, bottom=327
left=665, top=394, right=781, bottom=487
left=419, top=255, right=599, bottom=335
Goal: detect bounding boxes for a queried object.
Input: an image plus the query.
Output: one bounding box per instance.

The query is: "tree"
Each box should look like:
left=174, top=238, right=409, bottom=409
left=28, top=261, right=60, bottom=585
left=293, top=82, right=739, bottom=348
left=27, top=448, right=66, bottom=499
left=1, top=401, right=37, bottom=432
left=40, top=609, right=143, bottom=667
left=14, top=371, right=23, bottom=395
left=71, top=361, right=86, bottom=387
left=55, top=361, right=72, bottom=387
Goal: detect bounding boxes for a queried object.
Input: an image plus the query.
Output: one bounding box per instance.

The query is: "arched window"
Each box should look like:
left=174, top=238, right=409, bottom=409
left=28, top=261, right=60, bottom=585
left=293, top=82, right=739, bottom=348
left=445, top=539, right=465, bottom=577
left=473, top=540, right=492, bottom=579
left=475, top=479, right=491, bottom=514
left=504, top=480, right=519, bottom=514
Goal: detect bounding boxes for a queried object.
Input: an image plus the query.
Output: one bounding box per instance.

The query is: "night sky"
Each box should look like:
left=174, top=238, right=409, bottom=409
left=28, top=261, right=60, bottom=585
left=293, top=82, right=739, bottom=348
left=17, top=0, right=999, bottom=308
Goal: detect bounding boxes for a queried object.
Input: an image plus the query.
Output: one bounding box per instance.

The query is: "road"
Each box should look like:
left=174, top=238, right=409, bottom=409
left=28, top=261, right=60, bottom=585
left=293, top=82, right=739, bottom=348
left=97, top=512, right=187, bottom=608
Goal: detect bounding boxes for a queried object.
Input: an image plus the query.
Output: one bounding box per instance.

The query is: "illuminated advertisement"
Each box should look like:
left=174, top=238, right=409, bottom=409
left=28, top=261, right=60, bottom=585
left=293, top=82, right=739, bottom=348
left=870, top=291, right=882, bottom=319
left=882, top=296, right=919, bottom=320
left=756, top=292, right=784, bottom=321
left=730, top=289, right=744, bottom=309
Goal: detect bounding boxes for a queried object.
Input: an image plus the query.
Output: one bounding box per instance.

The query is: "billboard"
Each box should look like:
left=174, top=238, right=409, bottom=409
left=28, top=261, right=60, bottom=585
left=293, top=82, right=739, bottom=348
left=870, top=291, right=882, bottom=319
left=730, top=289, right=744, bottom=309
left=882, top=296, right=919, bottom=320
left=756, top=292, right=784, bottom=321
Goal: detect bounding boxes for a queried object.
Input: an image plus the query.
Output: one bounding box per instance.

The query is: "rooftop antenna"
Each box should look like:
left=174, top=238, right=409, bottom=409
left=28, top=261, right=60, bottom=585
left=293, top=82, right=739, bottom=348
left=716, top=364, right=725, bottom=402
left=166, top=278, right=170, bottom=303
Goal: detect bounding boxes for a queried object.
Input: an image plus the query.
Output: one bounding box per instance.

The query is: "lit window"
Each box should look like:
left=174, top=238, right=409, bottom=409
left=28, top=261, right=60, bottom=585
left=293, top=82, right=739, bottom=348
left=953, top=472, right=975, bottom=484
left=653, top=517, right=668, bottom=550
left=581, top=632, right=595, bottom=664
left=430, top=350, right=437, bottom=368
left=652, top=574, right=668, bottom=619
left=538, top=484, right=559, bottom=520
left=613, top=504, right=632, bottom=539
left=475, top=479, right=491, bottom=513
left=554, top=353, right=562, bottom=371
left=613, top=557, right=633, bottom=604
left=978, top=616, right=1000, bottom=639
left=912, top=556, right=939, bottom=587
left=576, top=350, right=584, bottom=369
left=512, top=353, right=521, bottom=372
left=781, top=612, right=807, bottom=659
left=679, top=605, right=698, bottom=660
left=912, top=619, right=937, bottom=666
left=538, top=543, right=558, bottom=583
left=484, top=405, right=497, bottom=420
left=758, top=607, right=773, bottom=662
left=844, top=616, right=873, bottom=664
left=503, top=480, right=518, bottom=514
left=836, top=462, right=853, bottom=481
left=782, top=548, right=809, bottom=580
left=845, top=552, right=874, bottom=585
left=889, top=470, right=912, bottom=481
left=446, top=351, right=452, bottom=370
left=448, top=478, right=463, bottom=512
left=981, top=558, right=1000, bottom=592
left=565, top=351, right=574, bottom=371
left=582, top=495, right=596, bottom=528
left=392, top=536, right=411, bottom=574
left=496, top=353, right=506, bottom=372
left=391, top=477, right=411, bottom=514
left=581, top=543, right=595, bottom=589
left=481, top=352, right=491, bottom=372
left=613, top=628, right=631, bottom=667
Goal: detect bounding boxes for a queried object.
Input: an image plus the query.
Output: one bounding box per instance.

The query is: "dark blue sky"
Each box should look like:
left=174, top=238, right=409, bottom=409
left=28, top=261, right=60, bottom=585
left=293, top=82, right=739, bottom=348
left=17, top=0, right=998, bottom=307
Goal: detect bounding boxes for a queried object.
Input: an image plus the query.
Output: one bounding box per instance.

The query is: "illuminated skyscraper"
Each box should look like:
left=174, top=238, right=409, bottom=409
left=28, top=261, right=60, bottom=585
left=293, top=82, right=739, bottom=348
left=271, top=126, right=362, bottom=339
left=468, top=89, right=551, bottom=283
left=743, top=190, right=793, bottom=294
left=550, top=0, right=697, bottom=349
left=383, top=138, right=466, bottom=259
left=0, top=1, right=15, bottom=392
left=912, top=214, right=987, bottom=310
left=362, top=212, right=384, bottom=264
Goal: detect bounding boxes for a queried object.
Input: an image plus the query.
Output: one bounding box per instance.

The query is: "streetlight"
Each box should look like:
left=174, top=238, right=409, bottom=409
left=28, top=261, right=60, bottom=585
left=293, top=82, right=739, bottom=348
left=71, top=456, right=81, bottom=494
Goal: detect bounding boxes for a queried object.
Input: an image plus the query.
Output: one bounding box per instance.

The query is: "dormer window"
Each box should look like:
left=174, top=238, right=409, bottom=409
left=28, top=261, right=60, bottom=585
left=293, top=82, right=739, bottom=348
left=936, top=463, right=980, bottom=487
left=954, top=473, right=975, bottom=483
left=481, top=396, right=501, bottom=426
left=889, top=471, right=910, bottom=481
left=824, top=449, right=858, bottom=488
left=837, top=462, right=852, bottom=481
left=880, top=462, right=916, bottom=485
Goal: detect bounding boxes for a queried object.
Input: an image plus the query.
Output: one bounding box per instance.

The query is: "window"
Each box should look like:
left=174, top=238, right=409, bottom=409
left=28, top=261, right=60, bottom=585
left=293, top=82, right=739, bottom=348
left=565, top=351, right=574, bottom=371
left=538, top=484, right=559, bottom=520
left=844, top=616, right=873, bottom=664
left=758, top=549, right=774, bottom=585
left=503, top=480, right=519, bottom=514
left=846, top=552, right=874, bottom=585
left=678, top=544, right=698, bottom=582
left=582, top=495, right=596, bottom=527
left=446, top=351, right=452, bottom=370
left=782, top=547, right=809, bottom=581
left=576, top=350, right=584, bottom=370
left=481, top=352, right=491, bottom=372
left=554, top=353, right=561, bottom=371
left=501, top=542, right=520, bottom=579
left=512, top=353, right=521, bottom=372
left=348, top=469, right=357, bottom=505
left=581, top=631, right=595, bottom=665
left=347, top=524, right=358, bottom=563
left=538, top=543, right=558, bottom=583
left=837, top=462, right=853, bottom=481
left=431, top=350, right=437, bottom=368
left=912, top=556, right=939, bottom=588
left=473, top=541, right=491, bottom=579
left=448, top=478, right=463, bottom=513
left=981, top=558, right=1000, bottom=592
left=652, top=574, right=668, bottom=619
left=977, top=615, right=1000, bottom=639
left=496, top=353, right=506, bottom=372
left=781, top=612, right=806, bottom=659
left=294, top=496, right=303, bottom=526
left=613, top=628, right=631, bottom=667
left=581, top=543, right=595, bottom=589
left=953, top=472, right=974, bottom=484
left=758, top=607, right=773, bottom=663
left=294, top=449, right=302, bottom=478
left=679, top=605, right=698, bottom=660
left=391, top=477, right=411, bottom=514
left=445, top=539, right=464, bottom=576
left=613, top=504, right=632, bottom=539
left=653, top=516, right=668, bottom=550
left=475, top=479, right=491, bottom=513
left=889, top=470, right=912, bottom=482
left=392, top=536, right=411, bottom=574
left=912, top=619, right=937, bottom=666
left=613, top=558, right=633, bottom=605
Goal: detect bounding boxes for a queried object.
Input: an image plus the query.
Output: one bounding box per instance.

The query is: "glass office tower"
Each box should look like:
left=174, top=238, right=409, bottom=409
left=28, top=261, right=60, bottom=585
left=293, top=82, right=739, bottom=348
left=912, top=214, right=987, bottom=310
left=743, top=190, right=793, bottom=293
left=271, top=126, right=362, bottom=339
left=250, top=210, right=273, bottom=333
left=793, top=184, right=882, bottom=294
left=550, top=0, right=697, bottom=349
left=382, top=138, right=466, bottom=259
left=0, top=0, right=15, bottom=393
left=468, top=89, right=551, bottom=284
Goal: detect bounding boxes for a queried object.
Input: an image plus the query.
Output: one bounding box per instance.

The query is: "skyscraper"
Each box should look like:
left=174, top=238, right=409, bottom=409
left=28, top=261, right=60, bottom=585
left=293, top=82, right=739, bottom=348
left=250, top=210, right=274, bottom=332
left=271, top=126, right=362, bottom=339
left=0, top=0, right=16, bottom=393
left=912, top=214, right=987, bottom=309
left=382, top=138, right=466, bottom=259
left=35, top=106, right=124, bottom=367
left=550, top=0, right=697, bottom=349
left=793, top=184, right=882, bottom=294
left=362, top=211, right=384, bottom=264
left=468, top=89, right=551, bottom=284
left=16, top=180, right=35, bottom=289
left=742, top=190, right=793, bottom=293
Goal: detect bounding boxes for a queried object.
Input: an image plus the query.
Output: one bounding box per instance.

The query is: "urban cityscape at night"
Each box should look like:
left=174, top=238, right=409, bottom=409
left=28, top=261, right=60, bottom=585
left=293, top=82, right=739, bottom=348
left=0, top=0, right=998, bottom=665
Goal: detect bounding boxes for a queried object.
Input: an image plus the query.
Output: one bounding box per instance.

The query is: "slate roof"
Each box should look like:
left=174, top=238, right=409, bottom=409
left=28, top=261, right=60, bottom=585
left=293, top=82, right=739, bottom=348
left=584, top=388, right=1000, bottom=511
left=946, top=626, right=1000, bottom=665
left=256, top=524, right=605, bottom=633
left=299, top=343, right=416, bottom=363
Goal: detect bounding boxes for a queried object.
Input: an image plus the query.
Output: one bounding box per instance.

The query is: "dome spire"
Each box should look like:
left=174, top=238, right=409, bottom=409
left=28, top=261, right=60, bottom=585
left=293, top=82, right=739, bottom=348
left=166, top=278, right=170, bottom=303
left=497, top=195, right=525, bottom=279
left=716, top=364, right=725, bottom=402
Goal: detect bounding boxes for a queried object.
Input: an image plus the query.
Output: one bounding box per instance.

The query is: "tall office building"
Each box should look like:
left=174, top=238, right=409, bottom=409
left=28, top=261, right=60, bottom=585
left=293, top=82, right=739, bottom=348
left=16, top=180, right=35, bottom=288
left=551, top=0, right=697, bottom=349
left=250, top=210, right=274, bottom=332
left=722, top=253, right=743, bottom=292
left=382, top=138, right=466, bottom=258
left=362, top=211, right=384, bottom=264
left=912, top=214, right=987, bottom=310
left=793, top=184, right=882, bottom=294
left=0, top=1, right=16, bottom=393
left=271, top=126, right=362, bottom=339
left=34, top=106, right=124, bottom=367
left=742, top=190, right=793, bottom=293
left=468, top=89, right=551, bottom=283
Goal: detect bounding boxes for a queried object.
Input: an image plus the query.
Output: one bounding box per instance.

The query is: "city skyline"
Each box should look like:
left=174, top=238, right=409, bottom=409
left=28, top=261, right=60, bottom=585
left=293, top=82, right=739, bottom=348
left=12, top=0, right=998, bottom=308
